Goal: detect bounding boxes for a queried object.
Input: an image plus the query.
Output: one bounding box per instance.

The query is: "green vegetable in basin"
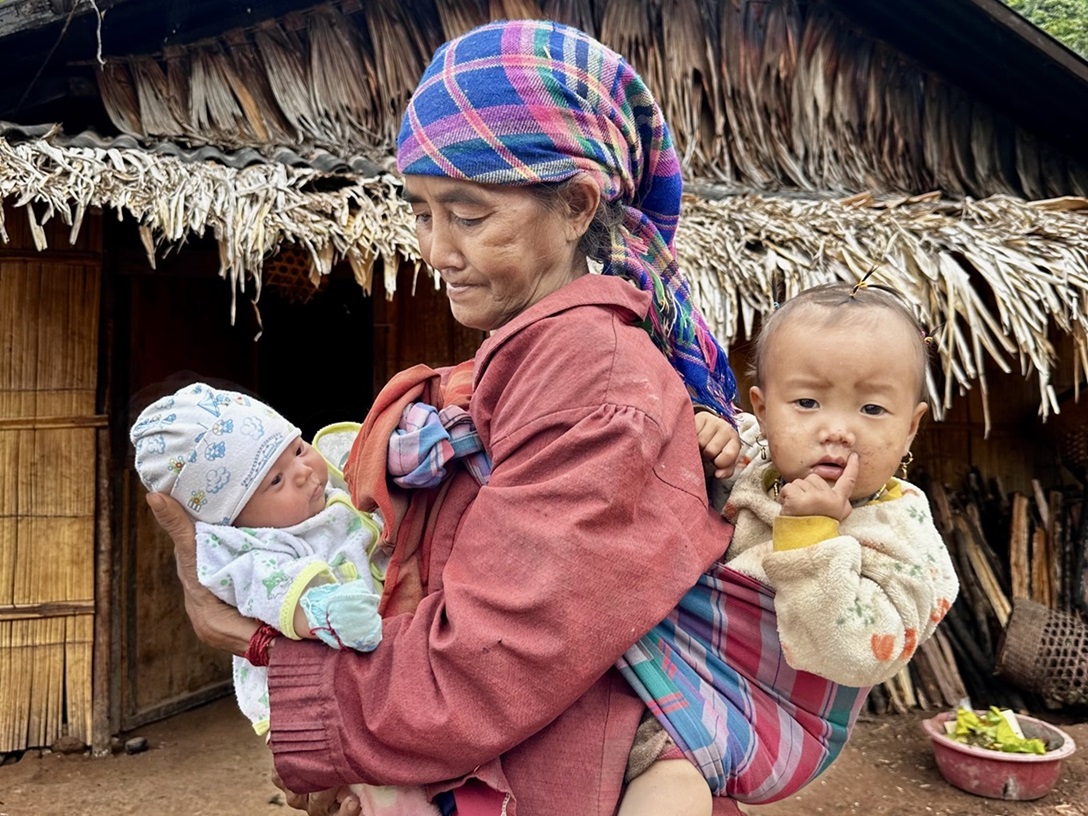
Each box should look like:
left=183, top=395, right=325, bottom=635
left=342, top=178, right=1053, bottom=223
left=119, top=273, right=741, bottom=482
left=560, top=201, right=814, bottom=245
left=945, top=706, right=1047, bottom=755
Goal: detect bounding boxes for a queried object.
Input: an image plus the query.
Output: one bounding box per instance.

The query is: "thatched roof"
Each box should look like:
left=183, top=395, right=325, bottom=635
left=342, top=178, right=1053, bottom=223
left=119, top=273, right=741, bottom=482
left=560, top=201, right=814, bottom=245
left=93, top=1, right=1088, bottom=200
left=4, top=125, right=1088, bottom=427
left=5, top=0, right=1088, bottom=423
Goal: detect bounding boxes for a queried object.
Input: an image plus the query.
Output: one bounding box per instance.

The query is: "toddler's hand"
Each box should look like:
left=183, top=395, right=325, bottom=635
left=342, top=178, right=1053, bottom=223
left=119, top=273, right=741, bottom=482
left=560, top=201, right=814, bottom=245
left=777, top=453, right=859, bottom=522
left=694, top=412, right=741, bottom=479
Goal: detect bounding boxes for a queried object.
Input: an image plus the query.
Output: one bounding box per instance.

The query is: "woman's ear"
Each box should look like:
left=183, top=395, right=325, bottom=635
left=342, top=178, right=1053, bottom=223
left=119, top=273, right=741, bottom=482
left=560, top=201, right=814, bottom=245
left=562, top=174, right=601, bottom=240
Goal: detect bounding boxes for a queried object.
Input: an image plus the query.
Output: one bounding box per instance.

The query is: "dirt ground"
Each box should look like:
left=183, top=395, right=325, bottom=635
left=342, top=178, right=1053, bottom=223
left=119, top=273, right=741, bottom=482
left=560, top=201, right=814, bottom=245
left=0, top=696, right=1085, bottom=816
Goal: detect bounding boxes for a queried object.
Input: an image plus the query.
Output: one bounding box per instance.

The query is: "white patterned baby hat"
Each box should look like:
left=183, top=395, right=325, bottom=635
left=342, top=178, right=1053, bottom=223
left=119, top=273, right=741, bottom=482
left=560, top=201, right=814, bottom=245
left=130, top=382, right=301, bottom=525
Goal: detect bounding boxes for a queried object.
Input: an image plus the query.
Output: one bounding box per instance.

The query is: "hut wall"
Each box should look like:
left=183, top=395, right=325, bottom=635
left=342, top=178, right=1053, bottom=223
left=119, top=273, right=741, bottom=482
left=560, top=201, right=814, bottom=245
left=0, top=202, right=102, bottom=752
left=115, top=244, right=262, bottom=729
left=371, top=263, right=485, bottom=390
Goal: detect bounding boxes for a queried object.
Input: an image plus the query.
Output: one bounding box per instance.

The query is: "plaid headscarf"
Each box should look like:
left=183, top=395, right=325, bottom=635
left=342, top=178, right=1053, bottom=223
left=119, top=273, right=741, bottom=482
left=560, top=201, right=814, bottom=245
left=397, top=19, right=736, bottom=418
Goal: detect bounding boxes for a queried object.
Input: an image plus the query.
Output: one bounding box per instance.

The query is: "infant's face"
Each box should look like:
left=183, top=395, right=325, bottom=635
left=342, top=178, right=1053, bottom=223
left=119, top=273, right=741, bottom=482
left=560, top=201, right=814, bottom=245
left=234, top=439, right=328, bottom=529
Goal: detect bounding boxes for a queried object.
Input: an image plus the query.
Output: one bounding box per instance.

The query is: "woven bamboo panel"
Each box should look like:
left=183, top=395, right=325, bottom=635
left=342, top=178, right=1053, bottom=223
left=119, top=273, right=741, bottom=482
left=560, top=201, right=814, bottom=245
left=0, top=204, right=101, bottom=751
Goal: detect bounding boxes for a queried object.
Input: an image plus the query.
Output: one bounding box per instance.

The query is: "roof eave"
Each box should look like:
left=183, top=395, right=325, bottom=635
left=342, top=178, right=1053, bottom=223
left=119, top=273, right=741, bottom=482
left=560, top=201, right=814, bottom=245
left=821, top=0, right=1088, bottom=165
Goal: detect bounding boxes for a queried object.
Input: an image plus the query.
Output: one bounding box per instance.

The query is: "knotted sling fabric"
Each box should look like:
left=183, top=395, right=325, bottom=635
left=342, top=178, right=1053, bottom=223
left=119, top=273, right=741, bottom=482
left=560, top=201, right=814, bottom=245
left=396, top=19, right=736, bottom=418
left=617, top=566, right=869, bottom=802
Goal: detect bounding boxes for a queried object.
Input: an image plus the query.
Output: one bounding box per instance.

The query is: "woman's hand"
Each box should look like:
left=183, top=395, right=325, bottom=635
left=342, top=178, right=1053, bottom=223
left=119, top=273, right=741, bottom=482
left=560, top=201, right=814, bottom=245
left=146, top=492, right=258, bottom=655
left=272, top=775, right=360, bottom=816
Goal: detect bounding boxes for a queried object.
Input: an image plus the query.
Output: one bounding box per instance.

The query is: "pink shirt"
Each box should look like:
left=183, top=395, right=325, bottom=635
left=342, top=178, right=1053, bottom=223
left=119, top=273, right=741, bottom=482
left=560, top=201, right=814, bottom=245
left=268, top=274, right=733, bottom=815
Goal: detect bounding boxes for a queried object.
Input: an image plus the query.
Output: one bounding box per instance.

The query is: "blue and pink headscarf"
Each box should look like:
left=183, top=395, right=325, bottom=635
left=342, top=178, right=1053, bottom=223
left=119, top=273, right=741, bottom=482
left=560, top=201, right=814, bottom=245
left=396, top=19, right=736, bottom=418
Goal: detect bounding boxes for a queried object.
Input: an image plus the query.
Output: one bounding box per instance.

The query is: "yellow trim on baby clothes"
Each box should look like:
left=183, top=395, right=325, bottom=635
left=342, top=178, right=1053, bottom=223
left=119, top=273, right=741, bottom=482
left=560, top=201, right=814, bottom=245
left=311, top=422, right=363, bottom=487
left=772, top=515, right=841, bottom=551
left=253, top=717, right=270, bottom=736
left=280, top=562, right=336, bottom=638
left=326, top=492, right=386, bottom=589
left=873, top=479, right=902, bottom=502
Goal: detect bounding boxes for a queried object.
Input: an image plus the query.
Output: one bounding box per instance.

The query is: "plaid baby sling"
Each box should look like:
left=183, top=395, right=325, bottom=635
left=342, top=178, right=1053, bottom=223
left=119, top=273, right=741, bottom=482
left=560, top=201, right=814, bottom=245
left=617, top=565, right=870, bottom=804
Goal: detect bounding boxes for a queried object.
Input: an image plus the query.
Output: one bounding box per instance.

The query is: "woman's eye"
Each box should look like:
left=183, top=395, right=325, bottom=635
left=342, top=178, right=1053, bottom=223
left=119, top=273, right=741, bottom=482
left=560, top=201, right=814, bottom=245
left=413, top=212, right=432, bottom=225
left=454, top=214, right=484, bottom=227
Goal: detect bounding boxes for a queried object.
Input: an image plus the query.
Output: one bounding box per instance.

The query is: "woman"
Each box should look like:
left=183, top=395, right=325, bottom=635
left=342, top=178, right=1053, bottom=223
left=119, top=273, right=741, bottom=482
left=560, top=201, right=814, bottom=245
left=150, top=19, right=740, bottom=815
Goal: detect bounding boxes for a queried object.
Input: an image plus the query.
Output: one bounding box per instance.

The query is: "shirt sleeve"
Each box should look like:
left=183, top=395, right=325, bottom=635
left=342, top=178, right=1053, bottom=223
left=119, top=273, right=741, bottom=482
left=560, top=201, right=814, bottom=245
left=760, top=484, right=959, bottom=687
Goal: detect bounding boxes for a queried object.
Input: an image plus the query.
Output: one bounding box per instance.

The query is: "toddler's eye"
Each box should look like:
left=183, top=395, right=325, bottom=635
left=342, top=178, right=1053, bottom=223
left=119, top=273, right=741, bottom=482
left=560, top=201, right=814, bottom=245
left=795, top=398, right=818, bottom=409
left=862, top=404, right=886, bottom=416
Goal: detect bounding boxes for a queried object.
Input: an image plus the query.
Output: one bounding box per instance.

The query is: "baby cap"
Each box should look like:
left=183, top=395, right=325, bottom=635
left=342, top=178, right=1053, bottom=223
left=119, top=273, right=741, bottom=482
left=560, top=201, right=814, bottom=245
left=130, top=382, right=300, bottom=525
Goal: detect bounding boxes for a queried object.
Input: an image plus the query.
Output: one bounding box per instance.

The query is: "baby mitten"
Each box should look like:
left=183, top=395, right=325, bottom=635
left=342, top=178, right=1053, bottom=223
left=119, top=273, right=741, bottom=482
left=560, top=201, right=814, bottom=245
left=299, top=581, right=383, bottom=651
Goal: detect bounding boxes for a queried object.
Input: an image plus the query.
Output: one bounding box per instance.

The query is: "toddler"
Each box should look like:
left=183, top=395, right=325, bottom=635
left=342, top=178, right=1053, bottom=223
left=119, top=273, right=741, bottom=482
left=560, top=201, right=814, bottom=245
left=619, top=281, right=960, bottom=815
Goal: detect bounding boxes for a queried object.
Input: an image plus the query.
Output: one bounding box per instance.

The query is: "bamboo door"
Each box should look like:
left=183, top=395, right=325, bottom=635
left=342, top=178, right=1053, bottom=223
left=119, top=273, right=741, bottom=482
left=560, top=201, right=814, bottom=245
left=0, top=204, right=102, bottom=752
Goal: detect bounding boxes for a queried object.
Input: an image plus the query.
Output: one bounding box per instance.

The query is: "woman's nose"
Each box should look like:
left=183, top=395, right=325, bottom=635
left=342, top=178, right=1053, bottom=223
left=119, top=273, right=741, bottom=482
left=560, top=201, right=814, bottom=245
left=427, top=220, right=460, bottom=270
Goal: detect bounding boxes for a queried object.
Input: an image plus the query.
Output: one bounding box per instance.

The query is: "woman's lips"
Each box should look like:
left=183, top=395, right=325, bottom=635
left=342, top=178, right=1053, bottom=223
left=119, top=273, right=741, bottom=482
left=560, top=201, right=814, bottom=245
left=444, top=280, right=475, bottom=298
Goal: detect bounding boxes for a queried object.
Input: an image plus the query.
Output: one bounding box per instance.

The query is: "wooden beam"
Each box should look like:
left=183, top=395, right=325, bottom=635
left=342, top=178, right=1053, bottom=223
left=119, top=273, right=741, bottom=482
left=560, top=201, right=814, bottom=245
left=0, top=0, right=130, bottom=39
left=0, top=602, right=95, bottom=621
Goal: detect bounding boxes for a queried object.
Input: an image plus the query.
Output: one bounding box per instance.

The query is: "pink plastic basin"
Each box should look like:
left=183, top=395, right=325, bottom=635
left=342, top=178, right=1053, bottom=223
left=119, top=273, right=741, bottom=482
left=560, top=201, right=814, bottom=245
left=922, top=710, right=1077, bottom=801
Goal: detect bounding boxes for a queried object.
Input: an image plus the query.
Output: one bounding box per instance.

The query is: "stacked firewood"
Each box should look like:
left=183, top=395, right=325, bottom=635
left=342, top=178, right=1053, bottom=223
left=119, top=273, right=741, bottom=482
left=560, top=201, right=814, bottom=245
left=866, top=468, right=1088, bottom=715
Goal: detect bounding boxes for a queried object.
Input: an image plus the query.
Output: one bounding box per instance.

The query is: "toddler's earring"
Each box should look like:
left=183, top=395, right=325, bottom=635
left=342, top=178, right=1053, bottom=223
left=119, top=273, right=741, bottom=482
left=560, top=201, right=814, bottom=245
left=898, top=451, right=914, bottom=479
left=756, top=433, right=769, bottom=461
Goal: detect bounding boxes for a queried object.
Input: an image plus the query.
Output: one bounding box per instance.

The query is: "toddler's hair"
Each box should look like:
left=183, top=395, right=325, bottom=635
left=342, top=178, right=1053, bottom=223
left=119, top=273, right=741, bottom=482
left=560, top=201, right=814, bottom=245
left=752, top=282, right=930, bottom=399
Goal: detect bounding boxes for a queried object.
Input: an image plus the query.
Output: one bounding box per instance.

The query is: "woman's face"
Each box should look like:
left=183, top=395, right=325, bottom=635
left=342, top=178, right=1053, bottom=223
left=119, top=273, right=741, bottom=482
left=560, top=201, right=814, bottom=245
left=403, top=175, right=592, bottom=331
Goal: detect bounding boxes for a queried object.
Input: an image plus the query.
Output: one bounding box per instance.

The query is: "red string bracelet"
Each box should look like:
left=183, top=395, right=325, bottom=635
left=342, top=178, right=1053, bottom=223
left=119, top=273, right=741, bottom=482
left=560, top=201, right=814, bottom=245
left=243, top=623, right=280, bottom=667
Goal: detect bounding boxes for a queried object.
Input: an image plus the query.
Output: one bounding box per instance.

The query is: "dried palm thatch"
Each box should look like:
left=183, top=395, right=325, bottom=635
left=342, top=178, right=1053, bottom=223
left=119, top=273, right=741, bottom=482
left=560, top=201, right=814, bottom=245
left=93, top=0, right=1088, bottom=201
left=677, top=190, right=1088, bottom=428
left=3, top=127, right=1088, bottom=426
left=0, top=128, right=420, bottom=318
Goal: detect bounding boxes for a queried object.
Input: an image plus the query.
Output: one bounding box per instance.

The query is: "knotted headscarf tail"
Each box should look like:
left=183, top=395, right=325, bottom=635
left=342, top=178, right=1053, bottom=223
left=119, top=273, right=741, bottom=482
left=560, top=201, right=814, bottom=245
left=396, top=19, right=737, bottom=419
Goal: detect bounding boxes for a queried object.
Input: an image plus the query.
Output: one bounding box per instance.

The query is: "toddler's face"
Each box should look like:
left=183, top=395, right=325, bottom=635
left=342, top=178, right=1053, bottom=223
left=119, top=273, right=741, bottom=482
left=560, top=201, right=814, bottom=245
left=749, top=313, right=927, bottom=501
left=234, top=439, right=329, bottom=528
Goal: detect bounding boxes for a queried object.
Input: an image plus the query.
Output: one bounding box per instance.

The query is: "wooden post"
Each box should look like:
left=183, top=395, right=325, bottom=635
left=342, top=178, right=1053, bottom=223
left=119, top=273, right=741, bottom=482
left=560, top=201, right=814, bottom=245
left=93, top=425, right=113, bottom=756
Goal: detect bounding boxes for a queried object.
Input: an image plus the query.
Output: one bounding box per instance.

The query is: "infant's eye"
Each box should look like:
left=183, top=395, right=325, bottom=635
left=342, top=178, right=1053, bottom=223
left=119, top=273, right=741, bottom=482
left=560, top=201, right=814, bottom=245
left=862, top=404, right=886, bottom=416
left=795, top=398, right=818, bottom=409
left=270, top=474, right=283, bottom=487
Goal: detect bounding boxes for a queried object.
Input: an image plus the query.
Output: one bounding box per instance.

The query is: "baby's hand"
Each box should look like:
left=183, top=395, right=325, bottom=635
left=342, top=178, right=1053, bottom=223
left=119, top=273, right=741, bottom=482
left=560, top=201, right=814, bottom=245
left=777, top=453, right=859, bottom=522
left=694, top=411, right=741, bottom=479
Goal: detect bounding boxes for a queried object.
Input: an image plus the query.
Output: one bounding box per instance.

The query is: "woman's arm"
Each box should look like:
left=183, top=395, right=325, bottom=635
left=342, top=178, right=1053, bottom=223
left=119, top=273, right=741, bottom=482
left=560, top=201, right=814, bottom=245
left=147, top=493, right=258, bottom=656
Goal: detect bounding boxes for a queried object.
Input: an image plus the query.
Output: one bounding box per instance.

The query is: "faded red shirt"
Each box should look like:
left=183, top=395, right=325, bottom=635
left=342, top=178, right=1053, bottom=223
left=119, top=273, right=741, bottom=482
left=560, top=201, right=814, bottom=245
left=268, top=274, right=734, bottom=815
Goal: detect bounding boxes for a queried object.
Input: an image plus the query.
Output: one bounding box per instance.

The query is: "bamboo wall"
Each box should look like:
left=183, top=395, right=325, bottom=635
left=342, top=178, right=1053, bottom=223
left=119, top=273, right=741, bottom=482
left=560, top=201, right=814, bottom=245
left=0, top=203, right=102, bottom=752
